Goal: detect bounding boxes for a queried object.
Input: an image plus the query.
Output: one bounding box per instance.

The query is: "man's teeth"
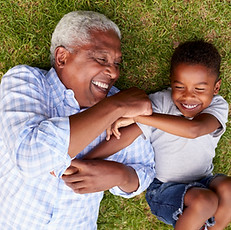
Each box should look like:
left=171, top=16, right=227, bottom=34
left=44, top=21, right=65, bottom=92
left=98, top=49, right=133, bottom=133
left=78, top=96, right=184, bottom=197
left=92, top=81, right=109, bottom=89
left=182, top=104, right=198, bottom=109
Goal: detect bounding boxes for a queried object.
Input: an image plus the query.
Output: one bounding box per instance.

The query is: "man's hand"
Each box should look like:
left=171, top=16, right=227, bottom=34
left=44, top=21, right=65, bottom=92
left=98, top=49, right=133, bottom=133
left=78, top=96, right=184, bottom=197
left=110, top=87, right=152, bottom=118
left=106, top=117, right=135, bottom=140
left=62, top=159, right=139, bottom=194
left=63, top=165, right=79, bottom=175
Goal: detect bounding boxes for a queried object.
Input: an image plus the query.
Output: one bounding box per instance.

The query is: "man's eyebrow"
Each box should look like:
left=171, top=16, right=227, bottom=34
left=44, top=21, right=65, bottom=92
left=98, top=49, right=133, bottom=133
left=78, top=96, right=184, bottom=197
left=92, top=49, right=108, bottom=54
left=88, top=50, right=122, bottom=60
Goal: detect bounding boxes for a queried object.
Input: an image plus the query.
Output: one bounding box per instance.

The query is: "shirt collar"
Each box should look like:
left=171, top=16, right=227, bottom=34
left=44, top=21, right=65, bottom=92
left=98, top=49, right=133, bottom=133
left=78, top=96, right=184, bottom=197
left=46, top=67, right=80, bottom=112
left=45, top=68, right=120, bottom=112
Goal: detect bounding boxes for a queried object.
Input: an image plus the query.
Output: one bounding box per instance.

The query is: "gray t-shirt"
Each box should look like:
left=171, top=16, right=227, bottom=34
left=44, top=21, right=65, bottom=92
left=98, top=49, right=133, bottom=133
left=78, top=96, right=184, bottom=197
left=138, top=88, right=229, bottom=183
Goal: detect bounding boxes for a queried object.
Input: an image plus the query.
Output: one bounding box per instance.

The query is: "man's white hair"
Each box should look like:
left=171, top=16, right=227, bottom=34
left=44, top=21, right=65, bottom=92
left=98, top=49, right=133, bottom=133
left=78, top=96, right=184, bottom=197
left=50, top=11, right=121, bottom=66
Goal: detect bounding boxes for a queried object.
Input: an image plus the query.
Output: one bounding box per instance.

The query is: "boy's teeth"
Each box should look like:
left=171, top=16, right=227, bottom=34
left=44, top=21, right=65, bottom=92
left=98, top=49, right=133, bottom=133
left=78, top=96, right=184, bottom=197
left=182, top=104, right=198, bottom=109
left=92, top=81, right=109, bottom=89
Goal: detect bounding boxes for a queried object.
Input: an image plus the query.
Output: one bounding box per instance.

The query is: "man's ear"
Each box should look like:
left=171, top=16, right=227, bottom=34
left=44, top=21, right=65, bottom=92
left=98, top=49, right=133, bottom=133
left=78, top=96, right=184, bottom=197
left=55, top=46, right=69, bottom=68
left=214, top=79, right=221, bottom=95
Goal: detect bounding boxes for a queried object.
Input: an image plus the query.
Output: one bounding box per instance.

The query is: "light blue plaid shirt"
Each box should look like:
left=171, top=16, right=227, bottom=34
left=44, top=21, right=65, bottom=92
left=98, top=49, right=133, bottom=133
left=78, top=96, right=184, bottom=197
left=0, top=65, right=155, bottom=229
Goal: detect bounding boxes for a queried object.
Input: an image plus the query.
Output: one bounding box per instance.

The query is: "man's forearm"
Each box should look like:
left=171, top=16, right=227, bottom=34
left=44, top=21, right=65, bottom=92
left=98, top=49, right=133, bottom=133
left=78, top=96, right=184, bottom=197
left=62, top=159, right=139, bottom=194
left=68, top=88, right=152, bottom=158
left=68, top=97, right=123, bottom=158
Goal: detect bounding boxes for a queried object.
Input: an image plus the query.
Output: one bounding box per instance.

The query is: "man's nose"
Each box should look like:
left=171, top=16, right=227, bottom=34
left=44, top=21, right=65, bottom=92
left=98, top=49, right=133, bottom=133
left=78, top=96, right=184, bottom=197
left=104, top=64, right=119, bottom=79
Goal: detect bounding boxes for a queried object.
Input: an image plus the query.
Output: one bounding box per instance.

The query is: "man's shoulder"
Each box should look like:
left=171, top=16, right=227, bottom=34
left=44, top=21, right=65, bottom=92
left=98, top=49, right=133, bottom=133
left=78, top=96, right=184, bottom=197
left=4, top=65, right=48, bottom=80
left=107, top=86, right=120, bottom=96
left=6, top=64, right=45, bottom=73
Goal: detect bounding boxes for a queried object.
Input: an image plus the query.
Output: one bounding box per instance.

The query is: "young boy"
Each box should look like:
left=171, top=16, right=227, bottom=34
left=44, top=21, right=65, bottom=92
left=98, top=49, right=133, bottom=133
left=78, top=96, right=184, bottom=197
left=68, top=40, right=231, bottom=229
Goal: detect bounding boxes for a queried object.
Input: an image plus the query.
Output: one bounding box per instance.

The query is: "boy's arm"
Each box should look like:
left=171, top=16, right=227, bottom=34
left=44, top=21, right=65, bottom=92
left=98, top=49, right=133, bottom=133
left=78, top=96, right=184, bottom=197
left=135, top=112, right=221, bottom=138
left=63, top=124, right=141, bottom=175
left=83, top=124, right=142, bottom=160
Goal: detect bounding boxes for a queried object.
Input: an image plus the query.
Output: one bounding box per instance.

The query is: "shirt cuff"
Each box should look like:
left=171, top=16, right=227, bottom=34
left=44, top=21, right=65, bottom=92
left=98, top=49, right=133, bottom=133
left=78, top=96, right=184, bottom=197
left=109, top=164, right=155, bottom=198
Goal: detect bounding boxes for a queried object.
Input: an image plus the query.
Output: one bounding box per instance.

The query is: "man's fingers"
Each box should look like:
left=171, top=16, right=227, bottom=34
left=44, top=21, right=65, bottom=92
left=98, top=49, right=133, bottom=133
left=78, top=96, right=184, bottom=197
left=64, top=181, right=85, bottom=194
left=62, top=173, right=83, bottom=183
left=70, top=158, right=86, bottom=168
left=63, top=165, right=79, bottom=175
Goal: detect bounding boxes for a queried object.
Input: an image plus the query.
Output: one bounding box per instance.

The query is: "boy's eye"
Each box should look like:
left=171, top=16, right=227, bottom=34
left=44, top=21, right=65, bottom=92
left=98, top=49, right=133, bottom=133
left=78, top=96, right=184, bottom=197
left=174, top=86, right=184, bottom=89
left=195, top=88, right=205, bottom=91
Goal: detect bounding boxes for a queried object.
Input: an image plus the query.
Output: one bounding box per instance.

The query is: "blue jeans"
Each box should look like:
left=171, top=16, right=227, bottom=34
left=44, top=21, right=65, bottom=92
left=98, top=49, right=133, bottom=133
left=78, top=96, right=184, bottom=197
left=145, top=175, right=220, bottom=227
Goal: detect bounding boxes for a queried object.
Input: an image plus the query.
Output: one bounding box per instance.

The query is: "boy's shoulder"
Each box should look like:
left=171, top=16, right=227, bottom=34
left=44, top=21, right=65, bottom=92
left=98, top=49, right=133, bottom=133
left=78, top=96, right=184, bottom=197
left=203, top=94, right=229, bottom=115
left=149, top=87, right=172, bottom=101
left=148, top=88, right=180, bottom=115
left=211, top=94, right=228, bottom=104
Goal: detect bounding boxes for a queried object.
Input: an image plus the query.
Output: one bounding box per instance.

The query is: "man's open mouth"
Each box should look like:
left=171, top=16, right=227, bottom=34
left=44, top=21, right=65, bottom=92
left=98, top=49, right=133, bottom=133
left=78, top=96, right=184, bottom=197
left=92, top=80, right=109, bottom=90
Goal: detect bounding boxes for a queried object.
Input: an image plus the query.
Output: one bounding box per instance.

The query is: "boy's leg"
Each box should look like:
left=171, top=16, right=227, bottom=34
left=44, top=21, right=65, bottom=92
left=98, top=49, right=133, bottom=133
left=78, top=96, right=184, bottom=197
left=175, top=187, right=218, bottom=230
left=208, top=175, right=231, bottom=230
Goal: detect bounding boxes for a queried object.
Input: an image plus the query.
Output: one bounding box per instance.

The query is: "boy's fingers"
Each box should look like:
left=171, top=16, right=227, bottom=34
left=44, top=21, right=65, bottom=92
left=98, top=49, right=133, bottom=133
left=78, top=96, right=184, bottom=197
left=112, top=128, right=121, bottom=139
left=50, top=171, right=56, bottom=177
left=106, top=127, right=112, bottom=141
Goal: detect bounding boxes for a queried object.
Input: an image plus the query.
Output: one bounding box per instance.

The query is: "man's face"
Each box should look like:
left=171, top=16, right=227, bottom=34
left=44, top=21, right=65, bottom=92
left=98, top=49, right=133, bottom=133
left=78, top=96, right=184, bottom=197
left=171, top=63, right=221, bottom=118
left=57, top=29, right=122, bottom=108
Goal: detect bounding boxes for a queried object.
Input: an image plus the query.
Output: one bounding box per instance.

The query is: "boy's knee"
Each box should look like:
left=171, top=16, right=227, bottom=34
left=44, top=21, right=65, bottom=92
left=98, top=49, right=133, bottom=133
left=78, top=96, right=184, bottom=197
left=216, top=179, right=231, bottom=202
left=190, top=189, right=218, bottom=215
left=200, top=190, right=218, bottom=210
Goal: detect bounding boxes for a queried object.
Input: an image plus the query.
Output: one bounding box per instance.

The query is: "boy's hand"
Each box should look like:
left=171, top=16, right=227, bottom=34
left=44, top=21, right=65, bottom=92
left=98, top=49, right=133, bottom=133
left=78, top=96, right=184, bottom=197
left=106, top=117, right=135, bottom=140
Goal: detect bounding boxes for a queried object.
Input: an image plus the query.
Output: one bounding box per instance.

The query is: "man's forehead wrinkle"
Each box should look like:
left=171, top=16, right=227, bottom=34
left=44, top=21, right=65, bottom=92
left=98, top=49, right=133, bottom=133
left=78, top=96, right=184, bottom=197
left=88, top=49, right=122, bottom=60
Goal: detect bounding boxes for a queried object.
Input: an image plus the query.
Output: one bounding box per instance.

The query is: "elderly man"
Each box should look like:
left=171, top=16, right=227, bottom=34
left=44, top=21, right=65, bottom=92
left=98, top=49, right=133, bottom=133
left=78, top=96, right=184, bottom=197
left=0, top=11, right=155, bottom=229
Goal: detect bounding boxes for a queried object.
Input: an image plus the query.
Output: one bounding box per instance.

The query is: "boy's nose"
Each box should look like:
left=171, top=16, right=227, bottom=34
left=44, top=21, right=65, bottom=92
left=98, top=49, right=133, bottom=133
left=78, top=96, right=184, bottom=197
left=183, top=89, right=194, bottom=98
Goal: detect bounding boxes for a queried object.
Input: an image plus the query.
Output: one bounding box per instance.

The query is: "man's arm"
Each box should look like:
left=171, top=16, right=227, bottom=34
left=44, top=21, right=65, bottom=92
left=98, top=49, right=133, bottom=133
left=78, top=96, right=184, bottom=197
left=62, top=130, right=155, bottom=194
left=62, top=158, right=140, bottom=193
left=68, top=88, right=152, bottom=158
left=135, top=112, right=221, bottom=138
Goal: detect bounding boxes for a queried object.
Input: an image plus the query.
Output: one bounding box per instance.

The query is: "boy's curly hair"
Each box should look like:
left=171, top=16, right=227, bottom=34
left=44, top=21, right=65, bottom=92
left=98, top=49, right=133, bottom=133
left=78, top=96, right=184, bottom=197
left=170, top=40, right=221, bottom=80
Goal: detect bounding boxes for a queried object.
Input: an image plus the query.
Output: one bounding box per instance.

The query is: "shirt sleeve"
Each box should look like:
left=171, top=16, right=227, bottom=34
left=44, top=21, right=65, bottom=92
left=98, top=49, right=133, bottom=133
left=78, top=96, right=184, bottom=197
left=0, top=66, right=71, bottom=178
left=108, top=135, right=155, bottom=198
left=137, top=89, right=167, bottom=141
left=201, top=95, right=229, bottom=137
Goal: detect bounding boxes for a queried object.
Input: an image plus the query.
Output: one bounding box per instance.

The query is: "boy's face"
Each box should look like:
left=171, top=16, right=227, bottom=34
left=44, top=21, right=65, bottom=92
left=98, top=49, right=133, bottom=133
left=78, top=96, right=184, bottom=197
left=171, top=63, right=221, bottom=118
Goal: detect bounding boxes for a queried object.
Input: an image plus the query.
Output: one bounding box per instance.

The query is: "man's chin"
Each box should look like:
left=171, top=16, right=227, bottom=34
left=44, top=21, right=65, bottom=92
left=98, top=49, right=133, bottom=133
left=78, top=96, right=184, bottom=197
left=89, top=95, right=107, bottom=107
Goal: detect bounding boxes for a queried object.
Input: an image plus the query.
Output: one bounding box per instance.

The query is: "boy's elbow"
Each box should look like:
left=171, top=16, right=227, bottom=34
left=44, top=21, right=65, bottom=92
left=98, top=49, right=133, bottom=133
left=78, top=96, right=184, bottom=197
left=187, top=123, right=202, bottom=139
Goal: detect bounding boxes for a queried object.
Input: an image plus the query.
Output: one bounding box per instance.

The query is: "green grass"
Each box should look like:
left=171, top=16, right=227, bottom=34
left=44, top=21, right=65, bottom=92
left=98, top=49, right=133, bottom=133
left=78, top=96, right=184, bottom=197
left=1, top=0, right=231, bottom=229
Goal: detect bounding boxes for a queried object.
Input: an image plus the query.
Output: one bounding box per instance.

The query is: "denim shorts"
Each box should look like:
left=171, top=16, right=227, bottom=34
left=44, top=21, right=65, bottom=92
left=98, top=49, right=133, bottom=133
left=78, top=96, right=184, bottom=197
left=145, top=175, right=222, bottom=227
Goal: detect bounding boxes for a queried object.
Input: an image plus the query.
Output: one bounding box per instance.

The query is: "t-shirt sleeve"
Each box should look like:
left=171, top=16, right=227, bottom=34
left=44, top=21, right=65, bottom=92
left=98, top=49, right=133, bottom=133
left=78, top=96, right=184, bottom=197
left=137, top=89, right=170, bottom=140
left=201, top=95, right=229, bottom=137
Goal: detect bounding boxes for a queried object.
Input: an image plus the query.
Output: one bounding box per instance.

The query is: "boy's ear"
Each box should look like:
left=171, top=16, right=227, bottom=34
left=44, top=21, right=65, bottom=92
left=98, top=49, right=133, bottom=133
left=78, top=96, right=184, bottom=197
left=54, top=46, right=69, bottom=68
left=213, top=79, right=221, bottom=95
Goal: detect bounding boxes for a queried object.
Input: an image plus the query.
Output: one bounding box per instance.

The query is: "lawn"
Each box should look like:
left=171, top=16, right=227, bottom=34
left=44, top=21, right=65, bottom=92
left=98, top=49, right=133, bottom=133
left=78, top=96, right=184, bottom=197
left=1, top=0, right=230, bottom=229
